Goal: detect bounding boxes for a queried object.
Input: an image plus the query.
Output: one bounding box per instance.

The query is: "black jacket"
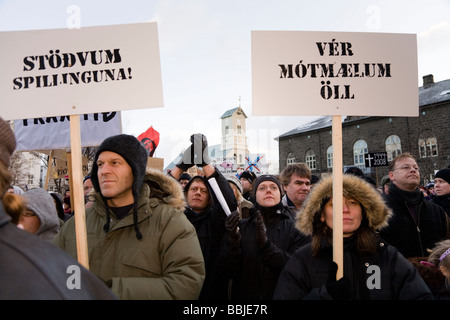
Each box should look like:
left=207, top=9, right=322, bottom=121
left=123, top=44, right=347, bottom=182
left=380, top=183, right=450, bottom=258
left=0, top=201, right=116, bottom=300
left=183, top=169, right=237, bottom=300
left=432, top=194, right=450, bottom=218
left=218, top=205, right=310, bottom=300
left=273, top=235, right=433, bottom=300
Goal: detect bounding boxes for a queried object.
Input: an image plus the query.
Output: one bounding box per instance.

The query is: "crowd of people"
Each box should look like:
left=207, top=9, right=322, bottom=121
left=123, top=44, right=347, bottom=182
left=1, top=115, right=449, bottom=300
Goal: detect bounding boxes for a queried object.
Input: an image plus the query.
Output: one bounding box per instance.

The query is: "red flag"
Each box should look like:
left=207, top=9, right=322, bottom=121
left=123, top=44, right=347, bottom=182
left=137, top=126, right=160, bottom=157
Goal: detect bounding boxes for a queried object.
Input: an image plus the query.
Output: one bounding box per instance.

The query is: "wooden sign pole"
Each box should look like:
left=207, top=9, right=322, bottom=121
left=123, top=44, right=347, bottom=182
left=332, top=115, right=343, bottom=280
left=69, top=114, right=89, bottom=269
left=44, top=150, right=53, bottom=190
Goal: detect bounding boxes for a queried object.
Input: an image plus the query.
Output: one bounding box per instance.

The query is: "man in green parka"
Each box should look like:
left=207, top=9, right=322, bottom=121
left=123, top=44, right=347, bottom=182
left=53, top=134, right=205, bottom=299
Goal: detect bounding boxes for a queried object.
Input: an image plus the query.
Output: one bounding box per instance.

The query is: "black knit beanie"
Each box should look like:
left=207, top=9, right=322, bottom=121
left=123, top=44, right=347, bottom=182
left=435, top=168, right=450, bottom=184
left=240, top=170, right=257, bottom=184
left=91, top=134, right=148, bottom=240
left=253, top=174, right=283, bottom=199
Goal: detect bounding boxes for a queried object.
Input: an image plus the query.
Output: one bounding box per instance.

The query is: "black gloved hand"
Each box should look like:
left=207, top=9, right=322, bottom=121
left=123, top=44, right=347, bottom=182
left=175, top=135, right=195, bottom=171
left=191, top=133, right=210, bottom=167
left=225, top=210, right=241, bottom=247
left=325, top=261, right=351, bottom=300
left=175, top=143, right=194, bottom=171
left=254, top=211, right=268, bottom=249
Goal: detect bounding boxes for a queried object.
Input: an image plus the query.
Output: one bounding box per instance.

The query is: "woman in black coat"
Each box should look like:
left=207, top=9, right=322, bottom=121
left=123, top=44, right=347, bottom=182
left=219, top=175, right=310, bottom=300
left=273, top=174, right=433, bottom=300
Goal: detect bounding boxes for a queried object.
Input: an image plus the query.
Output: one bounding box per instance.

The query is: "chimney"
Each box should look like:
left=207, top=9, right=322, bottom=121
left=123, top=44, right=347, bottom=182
left=423, top=74, right=434, bottom=88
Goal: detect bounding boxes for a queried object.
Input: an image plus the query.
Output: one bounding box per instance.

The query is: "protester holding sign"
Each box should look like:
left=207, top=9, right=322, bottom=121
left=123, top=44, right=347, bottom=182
left=53, top=134, right=205, bottom=299
left=170, top=133, right=238, bottom=300
left=273, top=174, right=433, bottom=300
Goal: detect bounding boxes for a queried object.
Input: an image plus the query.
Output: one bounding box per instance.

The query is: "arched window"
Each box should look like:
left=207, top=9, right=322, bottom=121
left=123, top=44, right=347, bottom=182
left=385, top=135, right=402, bottom=161
left=306, top=149, right=316, bottom=170
left=427, top=137, right=438, bottom=157
left=287, top=152, right=295, bottom=165
left=418, top=139, right=426, bottom=158
left=327, top=145, right=333, bottom=168
left=353, top=140, right=368, bottom=165
left=419, top=137, right=438, bottom=158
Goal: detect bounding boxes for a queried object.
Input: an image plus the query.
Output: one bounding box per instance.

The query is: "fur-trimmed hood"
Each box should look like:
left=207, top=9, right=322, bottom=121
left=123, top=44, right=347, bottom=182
left=296, top=174, right=392, bottom=236
left=144, top=168, right=186, bottom=212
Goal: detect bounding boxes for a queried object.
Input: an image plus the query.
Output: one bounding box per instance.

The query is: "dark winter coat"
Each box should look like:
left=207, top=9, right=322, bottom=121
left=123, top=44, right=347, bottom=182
left=432, top=194, right=450, bottom=218
left=183, top=169, right=237, bottom=300
left=0, top=201, right=117, bottom=300
left=380, top=183, right=450, bottom=258
left=218, top=205, right=310, bottom=300
left=274, top=235, right=433, bottom=300
left=273, top=174, right=433, bottom=300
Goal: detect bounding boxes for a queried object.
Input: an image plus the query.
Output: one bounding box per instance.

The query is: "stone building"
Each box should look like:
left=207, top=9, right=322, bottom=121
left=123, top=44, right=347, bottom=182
left=276, top=74, right=450, bottom=186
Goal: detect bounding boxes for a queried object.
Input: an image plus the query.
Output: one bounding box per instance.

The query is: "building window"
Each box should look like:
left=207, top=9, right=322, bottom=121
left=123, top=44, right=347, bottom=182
left=225, top=126, right=230, bottom=135
left=419, top=137, right=438, bottom=158
left=327, top=145, right=333, bottom=168
left=306, top=149, right=316, bottom=170
left=287, top=152, right=295, bottom=165
left=353, top=140, right=368, bottom=165
left=418, top=139, right=426, bottom=158
left=27, top=174, right=34, bottom=185
left=237, top=125, right=242, bottom=134
left=385, top=135, right=402, bottom=161
left=427, top=137, right=438, bottom=157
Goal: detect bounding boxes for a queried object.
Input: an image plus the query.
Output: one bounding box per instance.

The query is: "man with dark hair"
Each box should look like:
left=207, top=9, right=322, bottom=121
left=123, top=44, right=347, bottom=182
left=279, top=163, right=311, bottom=216
left=379, top=152, right=450, bottom=258
left=178, top=172, right=191, bottom=190
left=239, top=170, right=257, bottom=204
left=170, top=133, right=237, bottom=300
left=54, top=134, right=205, bottom=299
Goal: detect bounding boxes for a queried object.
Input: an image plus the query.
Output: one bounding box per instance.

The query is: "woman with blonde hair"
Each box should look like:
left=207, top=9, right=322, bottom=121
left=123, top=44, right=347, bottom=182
left=273, top=174, right=433, bottom=300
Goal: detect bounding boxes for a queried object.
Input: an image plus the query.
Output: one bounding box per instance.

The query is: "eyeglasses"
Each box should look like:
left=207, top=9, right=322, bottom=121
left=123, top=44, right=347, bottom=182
left=257, top=185, right=279, bottom=192
left=393, top=165, right=420, bottom=172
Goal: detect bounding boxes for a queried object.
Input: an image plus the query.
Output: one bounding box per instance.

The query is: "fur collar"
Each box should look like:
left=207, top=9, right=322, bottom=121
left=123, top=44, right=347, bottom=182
left=296, top=174, right=392, bottom=236
left=144, top=168, right=186, bottom=212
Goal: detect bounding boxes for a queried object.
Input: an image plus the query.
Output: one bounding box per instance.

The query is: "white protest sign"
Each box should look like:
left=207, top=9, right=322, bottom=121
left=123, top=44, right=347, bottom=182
left=251, top=31, right=418, bottom=116
left=1, top=22, right=163, bottom=120
left=13, top=111, right=121, bottom=151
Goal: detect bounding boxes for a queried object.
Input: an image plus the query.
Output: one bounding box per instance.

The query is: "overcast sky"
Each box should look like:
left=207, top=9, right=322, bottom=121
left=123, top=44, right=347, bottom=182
left=1, top=0, right=449, bottom=170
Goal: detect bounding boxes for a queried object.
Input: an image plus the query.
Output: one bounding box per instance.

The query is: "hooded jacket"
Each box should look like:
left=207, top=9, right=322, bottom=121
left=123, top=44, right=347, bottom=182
left=23, top=188, right=60, bottom=241
left=273, top=174, right=433, bottom=300
left=53, top=168, right=205, bottom=300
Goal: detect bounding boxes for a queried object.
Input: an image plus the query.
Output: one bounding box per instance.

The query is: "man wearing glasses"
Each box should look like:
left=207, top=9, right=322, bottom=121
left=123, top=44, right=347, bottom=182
left=379, top=153, right=450, bottom=258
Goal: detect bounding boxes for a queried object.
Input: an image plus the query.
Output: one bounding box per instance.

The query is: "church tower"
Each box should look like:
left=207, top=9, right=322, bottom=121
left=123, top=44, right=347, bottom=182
left=220, top=104, right=249, bottom=169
